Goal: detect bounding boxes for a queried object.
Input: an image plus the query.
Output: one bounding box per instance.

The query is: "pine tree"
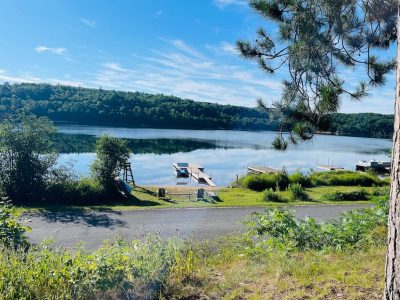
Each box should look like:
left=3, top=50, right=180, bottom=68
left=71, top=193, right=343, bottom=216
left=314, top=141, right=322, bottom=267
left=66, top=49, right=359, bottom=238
left=237, top=1, right=399, bottom=297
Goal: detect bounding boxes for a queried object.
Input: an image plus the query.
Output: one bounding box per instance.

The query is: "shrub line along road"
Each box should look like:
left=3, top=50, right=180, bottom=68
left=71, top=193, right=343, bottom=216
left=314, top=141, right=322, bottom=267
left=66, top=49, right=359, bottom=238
left=25, top=204, right=372, bottom=249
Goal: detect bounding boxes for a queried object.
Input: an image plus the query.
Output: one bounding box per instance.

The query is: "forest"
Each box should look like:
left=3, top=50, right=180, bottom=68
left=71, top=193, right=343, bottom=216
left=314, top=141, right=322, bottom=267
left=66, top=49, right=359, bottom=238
left=0, top=82, right=393, bottom=138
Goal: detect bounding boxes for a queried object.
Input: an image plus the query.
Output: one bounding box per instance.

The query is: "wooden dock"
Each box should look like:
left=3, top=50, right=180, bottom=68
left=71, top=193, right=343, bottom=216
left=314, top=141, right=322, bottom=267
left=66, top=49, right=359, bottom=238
left=188, top=164, right=216, bottom=187
left=173, top=162, right=216, bottom=187
left=317, top=165, right=344, bottom=171
left=247, top=166, right=279, bottom=175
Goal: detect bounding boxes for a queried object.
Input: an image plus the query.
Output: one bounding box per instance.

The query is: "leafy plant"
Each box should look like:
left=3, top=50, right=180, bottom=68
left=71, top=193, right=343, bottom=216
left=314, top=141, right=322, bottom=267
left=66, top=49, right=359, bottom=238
left=288, top=170, right=312, bottom=187
left=246, top=196, right=388, bottom=251
left=321, top=189, right=369, bottom=201
left=0, top=199, right=30, bottom=247
left=263, top=189, right=287, bottom=203
left=91, top=135, right=130, bottom=193
left=0, top=113, right=58, bottom=203
left=288, top=183, right=311, bottom=201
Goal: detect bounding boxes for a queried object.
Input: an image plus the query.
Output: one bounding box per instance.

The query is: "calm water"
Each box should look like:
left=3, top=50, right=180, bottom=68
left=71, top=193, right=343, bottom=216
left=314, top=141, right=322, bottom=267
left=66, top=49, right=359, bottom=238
left=56, top=125, right=392, bottom=187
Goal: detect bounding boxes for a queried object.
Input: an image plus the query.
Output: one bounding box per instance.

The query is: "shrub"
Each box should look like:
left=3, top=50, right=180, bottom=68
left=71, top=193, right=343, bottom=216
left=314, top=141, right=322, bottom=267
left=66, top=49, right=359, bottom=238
left=246, top=196, right=388, bottom=251
left=263, top=189, right=287, bottom=203
left=288, top=183, right=311, bottom=201
left=0, top=199, right=30, bottom=247
left=238, top=172, right=289, bottom=192
left=288, top=170, right=312, bottom=187
left=45, top=178, right=108, bottom=205
left=321, top=189, right=369, bottom=201
left=275, top=172, right=290, bottom=191
left=309, top=170, right=382, bottom=187
left=91, top=135, right=130, bottom=193
left=0, top=236, right=184, bottom=299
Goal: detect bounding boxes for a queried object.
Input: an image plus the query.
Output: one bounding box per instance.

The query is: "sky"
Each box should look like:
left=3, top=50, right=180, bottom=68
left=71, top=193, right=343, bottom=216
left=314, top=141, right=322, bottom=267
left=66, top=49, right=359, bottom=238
left=0, top=0, right=396, bottom=114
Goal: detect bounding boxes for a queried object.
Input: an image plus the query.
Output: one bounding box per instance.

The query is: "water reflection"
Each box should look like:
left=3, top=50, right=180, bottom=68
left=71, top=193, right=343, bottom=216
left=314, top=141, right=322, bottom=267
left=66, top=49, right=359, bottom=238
left=56, top=125, right=392, bottom=187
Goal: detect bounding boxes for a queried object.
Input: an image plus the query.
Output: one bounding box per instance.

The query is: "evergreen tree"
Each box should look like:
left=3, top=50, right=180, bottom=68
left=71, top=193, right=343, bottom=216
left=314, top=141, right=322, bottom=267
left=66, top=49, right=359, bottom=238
left=237, top=0, right=398, bottom=297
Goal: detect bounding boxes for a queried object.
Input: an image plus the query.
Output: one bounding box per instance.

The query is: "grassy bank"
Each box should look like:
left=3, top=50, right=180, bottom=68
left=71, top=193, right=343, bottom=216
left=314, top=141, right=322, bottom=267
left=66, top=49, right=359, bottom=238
left=16, top=185, right=377, bottom=213
left=165, top=241, right=385, bottom=299
left=2, top=194, right=388, bottom=299
left=0, top=236, right=385, bottom=299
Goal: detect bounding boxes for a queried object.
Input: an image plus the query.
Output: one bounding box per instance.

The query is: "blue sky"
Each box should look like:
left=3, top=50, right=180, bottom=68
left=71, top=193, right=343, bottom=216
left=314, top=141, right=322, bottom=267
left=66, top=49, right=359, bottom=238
left=0, top=0, right=396, bottom=113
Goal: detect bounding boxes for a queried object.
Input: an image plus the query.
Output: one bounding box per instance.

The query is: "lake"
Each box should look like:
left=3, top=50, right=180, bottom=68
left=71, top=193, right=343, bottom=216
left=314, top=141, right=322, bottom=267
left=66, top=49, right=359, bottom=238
left=56, top=124, right=392, bottom=187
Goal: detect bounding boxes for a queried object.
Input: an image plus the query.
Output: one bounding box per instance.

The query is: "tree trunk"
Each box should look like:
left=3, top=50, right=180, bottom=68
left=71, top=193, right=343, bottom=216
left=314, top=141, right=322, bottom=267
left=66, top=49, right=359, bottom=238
left=385, top=5, right=400, bottom=299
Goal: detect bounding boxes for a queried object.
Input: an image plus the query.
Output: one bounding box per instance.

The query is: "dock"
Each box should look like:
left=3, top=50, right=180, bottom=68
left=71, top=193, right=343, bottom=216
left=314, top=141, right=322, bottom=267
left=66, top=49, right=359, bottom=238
left=173, top=162, right=216, bottom=187
left=247, top=166, right=279, bottom=175
left=317, top=165, right=344, bottom=171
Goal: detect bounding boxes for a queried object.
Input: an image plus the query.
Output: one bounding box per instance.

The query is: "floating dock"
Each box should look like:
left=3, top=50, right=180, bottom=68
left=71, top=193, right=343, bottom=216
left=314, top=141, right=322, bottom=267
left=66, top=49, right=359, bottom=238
left=173, top=162, right=216, bottom=187
left=247, top=166, right=279, bottom=175
left=317, top=165, right=344, bottom=171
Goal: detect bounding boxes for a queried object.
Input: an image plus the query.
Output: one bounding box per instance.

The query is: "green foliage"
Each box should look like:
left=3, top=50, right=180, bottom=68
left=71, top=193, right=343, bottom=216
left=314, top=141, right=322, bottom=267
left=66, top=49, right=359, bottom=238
left=0, top=199, right=30, bottom=247
left=309, top=171, right=382, bottom=187
left=326, top=113, right=393, bottom=138
left=238, top=172, right=289, bottom=192
left=0, top=82, right=276, bottom=131
left=263, top=189, right=287, bottom=203
left=288, top=170, right=312, bottom=187
left=91, top=135, right=130, bottom=193
left=238, top=0, right=396, bottom=148
left=288, top=183, right=311, bottom=201
left=0, top=83, right=393, bottom=139
left=0, top=113, right=58, bottom=203
left=0, top=236, right=183, bottom=299
left=321, top=189, right=369, bottom=201
left=45, top=178, right=106, bottom=205
left=246, top=196, right=388, bottom=251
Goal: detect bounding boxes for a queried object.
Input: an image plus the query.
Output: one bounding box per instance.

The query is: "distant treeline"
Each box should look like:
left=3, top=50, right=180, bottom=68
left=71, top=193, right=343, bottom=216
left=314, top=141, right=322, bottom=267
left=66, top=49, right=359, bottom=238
left=0, top=82, right=394, bottom=138
left=0, top=82, right=275, bottom=130
left=326, top=113, right=393, bottom=139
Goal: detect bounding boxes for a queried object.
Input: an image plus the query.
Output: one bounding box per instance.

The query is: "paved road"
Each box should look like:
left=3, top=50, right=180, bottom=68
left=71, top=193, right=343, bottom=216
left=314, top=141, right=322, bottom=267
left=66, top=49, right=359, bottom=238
left=25, top=204, right=372, bottom=249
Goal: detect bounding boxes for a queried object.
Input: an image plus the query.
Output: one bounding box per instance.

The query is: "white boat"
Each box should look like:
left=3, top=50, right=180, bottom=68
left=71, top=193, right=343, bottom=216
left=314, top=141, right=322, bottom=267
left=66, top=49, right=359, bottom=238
left=356, top=159, right=391, bottom=172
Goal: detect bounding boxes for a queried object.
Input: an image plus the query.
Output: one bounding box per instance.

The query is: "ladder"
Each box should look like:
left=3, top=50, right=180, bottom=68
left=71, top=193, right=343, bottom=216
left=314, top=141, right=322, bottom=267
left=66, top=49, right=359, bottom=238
left=121, top=162, right=135, bottom=186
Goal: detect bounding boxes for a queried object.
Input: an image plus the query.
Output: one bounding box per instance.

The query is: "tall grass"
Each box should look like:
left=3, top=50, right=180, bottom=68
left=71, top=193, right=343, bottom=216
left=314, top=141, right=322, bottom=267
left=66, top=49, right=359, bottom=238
left=0, top=236, right=187, bottom=299
left=309, top=170, right=383, bottom=187
left=237, top=172, right=289, bottom=191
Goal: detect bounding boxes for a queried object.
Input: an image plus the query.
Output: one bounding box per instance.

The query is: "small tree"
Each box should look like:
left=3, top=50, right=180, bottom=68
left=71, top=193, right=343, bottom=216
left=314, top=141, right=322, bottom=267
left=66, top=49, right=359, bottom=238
left=0, top=113, right=57, bottom=203
left=91, top=135, right=130, bottom=192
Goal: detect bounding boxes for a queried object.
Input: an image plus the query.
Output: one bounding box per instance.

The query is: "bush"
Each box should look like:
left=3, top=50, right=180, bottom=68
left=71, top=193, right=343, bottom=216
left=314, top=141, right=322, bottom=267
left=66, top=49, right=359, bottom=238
left=91, top=135, right=130, bottom=193
left=321, top=189, right=369, bottom=201
left=238, top=172, right=289, bottom=192
left=309, top=170, right=382, bottom=187
left=263, top=189, right=287, bottom=203
left=288, top=183, right=311, bottom=201
left=246, top=196, right=388, bottom=251
left=288, top=170, right=312, bottom=187
left=0, top=199, right=30, bottom=247
left=0, top=236, right=185, bottom=299
left=45, top=178, right=110, bottom=205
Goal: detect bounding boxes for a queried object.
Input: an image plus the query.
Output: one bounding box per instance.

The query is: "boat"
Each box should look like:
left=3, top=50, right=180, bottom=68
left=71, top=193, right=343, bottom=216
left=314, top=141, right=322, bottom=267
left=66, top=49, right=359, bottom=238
left=356, top=159, right=391, bottom=173
left=172, top=162, right=190, bottom=177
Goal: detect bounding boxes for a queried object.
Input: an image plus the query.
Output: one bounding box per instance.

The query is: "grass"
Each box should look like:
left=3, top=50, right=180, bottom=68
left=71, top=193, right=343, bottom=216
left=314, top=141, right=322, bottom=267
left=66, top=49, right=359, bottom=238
left=15, top=185, right=375, bottom=214
left=166, top=243, right=385, bottom=299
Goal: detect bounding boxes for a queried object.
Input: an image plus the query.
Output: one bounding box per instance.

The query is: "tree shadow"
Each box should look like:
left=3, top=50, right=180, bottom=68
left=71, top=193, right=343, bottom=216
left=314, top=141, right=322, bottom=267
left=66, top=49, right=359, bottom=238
left=28, top=207, right=127, bottom=228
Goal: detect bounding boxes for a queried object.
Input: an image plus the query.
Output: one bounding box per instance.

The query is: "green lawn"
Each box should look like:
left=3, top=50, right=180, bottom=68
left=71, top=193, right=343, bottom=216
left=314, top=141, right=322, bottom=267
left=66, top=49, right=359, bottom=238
left=17, top=185, right=377, bottom=213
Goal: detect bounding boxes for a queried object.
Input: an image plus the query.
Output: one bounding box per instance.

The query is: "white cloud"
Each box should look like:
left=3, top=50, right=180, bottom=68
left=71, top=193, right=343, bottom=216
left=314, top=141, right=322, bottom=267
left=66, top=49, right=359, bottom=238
left=213, top=0, right=247, bottom=8
left=35, top=46, right=67, bottom=55
left=0, top=69, right=82, bottom=86
left=90, top=39, right=283, bottom=107
left=80, top=18, right=96, bottom=28
left=205, top=41, right=238, bottom=55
